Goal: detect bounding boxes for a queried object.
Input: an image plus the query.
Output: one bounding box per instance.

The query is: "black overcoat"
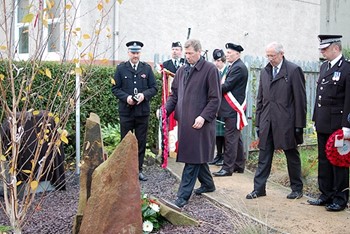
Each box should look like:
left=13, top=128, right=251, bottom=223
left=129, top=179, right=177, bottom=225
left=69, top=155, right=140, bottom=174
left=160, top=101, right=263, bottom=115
left=256, top=58, right=306, bottom=150
left=312, top=56, right=350, bottom=133
left=166, top=58, right=221, bottom=164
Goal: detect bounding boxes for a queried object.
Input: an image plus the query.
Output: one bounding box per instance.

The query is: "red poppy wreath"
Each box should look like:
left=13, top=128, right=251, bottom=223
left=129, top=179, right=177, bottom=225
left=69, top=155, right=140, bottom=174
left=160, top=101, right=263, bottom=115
left=325, top=129, right=350, bottom=167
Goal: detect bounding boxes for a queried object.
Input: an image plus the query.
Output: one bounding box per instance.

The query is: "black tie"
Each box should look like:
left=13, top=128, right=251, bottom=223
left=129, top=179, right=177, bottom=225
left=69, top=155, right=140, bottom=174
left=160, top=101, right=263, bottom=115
left=327, top=62, right=331, bottom=71
left=133, top=64, right=137, bottom=71
left=174, top=60, right=178, bottom=68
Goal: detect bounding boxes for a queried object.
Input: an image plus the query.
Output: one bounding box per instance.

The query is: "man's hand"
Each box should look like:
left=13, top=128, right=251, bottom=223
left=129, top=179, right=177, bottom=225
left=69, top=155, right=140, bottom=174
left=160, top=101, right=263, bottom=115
left=342, top=127, right=350, bottom=139
left=136, top=93, right=145, bottom=105
left=192, top=116, right=205, bottom=129
left=127, top=95, right=136, bottom=105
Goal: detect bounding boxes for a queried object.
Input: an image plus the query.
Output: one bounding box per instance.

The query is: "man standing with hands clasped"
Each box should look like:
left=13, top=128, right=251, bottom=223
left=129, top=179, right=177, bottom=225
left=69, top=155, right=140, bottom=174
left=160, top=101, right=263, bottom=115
left=308, top=35, right=350, bottom=212
left=246, top=42, right=306, bottom=200
left=166, top=39, right=221, bottom=208
left=112, top=41, right=158, bottom=181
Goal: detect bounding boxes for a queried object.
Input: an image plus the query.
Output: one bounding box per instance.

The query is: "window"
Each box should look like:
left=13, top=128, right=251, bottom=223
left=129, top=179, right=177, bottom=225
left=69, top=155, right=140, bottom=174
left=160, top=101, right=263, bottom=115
left=16, top=0, right=30, bottom=55
left=45, top=0, right=61, bottom=53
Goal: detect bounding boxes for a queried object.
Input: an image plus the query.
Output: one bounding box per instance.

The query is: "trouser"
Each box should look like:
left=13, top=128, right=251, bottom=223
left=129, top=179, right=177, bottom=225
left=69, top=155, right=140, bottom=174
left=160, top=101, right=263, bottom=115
left=253, top=126, right=303, bottom=193
left=177, top=163, right=215, bottom=200
left=216, top=136, right=225, bottom=155
left=222, top=117, right=245, bottom=172
left=120, top=115, right=149, bottom=171
left=317, top=133, right=349, bottom=206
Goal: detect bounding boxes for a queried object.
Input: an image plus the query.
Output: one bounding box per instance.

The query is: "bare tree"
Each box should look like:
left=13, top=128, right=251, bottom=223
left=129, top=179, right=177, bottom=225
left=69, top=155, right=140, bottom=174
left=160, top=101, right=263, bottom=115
left=0, top=0, right=121, bottom=233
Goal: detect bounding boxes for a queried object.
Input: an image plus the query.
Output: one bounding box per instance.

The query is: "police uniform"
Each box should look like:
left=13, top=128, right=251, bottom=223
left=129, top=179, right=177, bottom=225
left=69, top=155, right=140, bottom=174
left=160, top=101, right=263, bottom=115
left=112, top=41, right=158, bottom=181
left=310, top=35, right=350, bottom=211
left=162, top=41, right=185, bottom=74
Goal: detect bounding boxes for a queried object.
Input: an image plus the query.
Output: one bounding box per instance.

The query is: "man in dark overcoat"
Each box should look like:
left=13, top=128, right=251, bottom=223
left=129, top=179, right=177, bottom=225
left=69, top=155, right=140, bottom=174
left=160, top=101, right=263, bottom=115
left=112, top=41, right=158, bottom=181
left=246, top=42, right=306, bottom=200
left=166, top=39, right=221, bottom=208
left=308, top=35, right=350, bottom=212
left=212, top=43, right=248, bottom=176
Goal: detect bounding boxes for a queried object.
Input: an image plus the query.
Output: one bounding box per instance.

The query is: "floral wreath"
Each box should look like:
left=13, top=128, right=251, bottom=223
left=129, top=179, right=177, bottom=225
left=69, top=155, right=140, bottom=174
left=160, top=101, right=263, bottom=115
left=325, top=129, right=350, bottom=167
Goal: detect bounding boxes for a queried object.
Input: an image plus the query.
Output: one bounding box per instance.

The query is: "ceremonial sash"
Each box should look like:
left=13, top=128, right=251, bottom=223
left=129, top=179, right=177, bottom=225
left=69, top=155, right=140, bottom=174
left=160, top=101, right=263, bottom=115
left=221, top=71, right=248, bottom=131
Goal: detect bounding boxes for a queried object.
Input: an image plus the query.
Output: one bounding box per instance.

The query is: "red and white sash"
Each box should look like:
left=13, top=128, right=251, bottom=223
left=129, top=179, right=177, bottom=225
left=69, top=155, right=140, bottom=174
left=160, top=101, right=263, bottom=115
left=221, top=72, right=248, bottom=131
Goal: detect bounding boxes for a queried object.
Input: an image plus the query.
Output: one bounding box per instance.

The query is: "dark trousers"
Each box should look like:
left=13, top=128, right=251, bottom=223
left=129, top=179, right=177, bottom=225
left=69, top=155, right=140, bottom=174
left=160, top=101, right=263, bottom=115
left=317, top=133, right=349, bottom=206
left=177, top=163, right=215, bottom=200
left=253, top=126, right=303, bottom=193
left=222, top=117, right=245, bottom=173
left=120, top=115, right=149, bottom=171
left=216, top=136, right=225, bottom=155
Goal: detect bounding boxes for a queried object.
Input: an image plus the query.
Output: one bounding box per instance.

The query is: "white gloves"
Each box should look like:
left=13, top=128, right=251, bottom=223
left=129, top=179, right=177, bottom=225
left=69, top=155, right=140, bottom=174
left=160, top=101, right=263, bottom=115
left=342, top=127, right=350, bottom=139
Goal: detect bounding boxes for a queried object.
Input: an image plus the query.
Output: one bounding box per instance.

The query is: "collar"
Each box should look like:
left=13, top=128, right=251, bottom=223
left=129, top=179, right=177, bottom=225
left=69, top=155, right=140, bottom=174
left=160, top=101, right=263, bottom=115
left=275, top=60, right=283, bottom=70
left=329, top=54, right=342, bottom=68
left=129, top=61, right=139, bottom=69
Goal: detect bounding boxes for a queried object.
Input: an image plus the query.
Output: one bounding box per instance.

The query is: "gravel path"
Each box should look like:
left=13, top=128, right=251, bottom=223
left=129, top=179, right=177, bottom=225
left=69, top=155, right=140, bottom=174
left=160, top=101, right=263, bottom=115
left=0, top=163, right=265, bottom=234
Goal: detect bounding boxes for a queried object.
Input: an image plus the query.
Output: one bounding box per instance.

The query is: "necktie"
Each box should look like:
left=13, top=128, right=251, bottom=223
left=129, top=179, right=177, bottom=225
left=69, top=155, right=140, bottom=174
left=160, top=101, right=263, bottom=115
left=273, top=66, right=278, bottom=79
left=327, top=62, right=331, bottom=71
left=133, top=64, right=137, bottom=71
left=174, top=60, right=178, bottom=68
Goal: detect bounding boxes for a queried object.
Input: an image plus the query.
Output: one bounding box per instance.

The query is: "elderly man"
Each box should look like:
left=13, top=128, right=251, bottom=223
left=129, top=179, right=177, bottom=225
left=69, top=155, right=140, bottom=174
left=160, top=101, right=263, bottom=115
left=112, top=41, right=158, bottom=181
left=166, top=39, right=221, bottom=208
left=308, top=35, right=350, bottom=212
left=246, top=42, right=306, bottom=200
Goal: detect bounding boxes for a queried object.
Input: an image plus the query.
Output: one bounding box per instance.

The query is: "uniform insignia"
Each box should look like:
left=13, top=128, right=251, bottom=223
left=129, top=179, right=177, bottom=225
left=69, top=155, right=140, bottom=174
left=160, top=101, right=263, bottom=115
left=332, top=72, right=341, bottom=81
left=141, top=74, right=147, bottom=78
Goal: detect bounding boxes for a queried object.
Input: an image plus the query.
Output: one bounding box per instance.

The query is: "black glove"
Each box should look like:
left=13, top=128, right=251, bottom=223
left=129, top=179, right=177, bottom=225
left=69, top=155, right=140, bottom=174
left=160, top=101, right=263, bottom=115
left=256, top=127, right=260, bottom=138
left=295, top=128, right=303, bottom=145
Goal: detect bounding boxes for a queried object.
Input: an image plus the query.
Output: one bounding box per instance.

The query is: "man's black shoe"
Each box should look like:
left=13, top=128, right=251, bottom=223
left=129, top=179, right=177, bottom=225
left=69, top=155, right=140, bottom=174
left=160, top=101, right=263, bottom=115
left=139, top=172, right=148, bottom=181
left=215, top=159, right=224, bottom=166
left=209, top=155, right=222, bottom=165
left=233, top=168, right=244, bottom=173
left=194, top=186, right=216, bottom=195
left=246, top=190, right=266, bottom=199
left=212, top=169, right=232, bottom=177
left=307, top=198, right=328, bottom=206
left=174, top=197, right=188, bottom=208
left=325, top=203, right=346, bottom=212
left=287, top=191, right=303, bottom=199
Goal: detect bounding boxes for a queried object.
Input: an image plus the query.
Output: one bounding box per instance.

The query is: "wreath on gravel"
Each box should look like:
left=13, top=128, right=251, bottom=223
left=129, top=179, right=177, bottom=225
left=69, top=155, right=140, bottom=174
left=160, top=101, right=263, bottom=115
left=325, top=129, right=350, bottom=167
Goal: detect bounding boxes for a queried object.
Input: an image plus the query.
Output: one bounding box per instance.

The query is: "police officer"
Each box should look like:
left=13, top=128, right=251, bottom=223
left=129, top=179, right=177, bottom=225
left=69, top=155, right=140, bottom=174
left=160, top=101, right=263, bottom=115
left=162, top=41, right=185, bottom=74
left=112, top=41, right=158, bottom=181
left=308, top=35, right=350, bottom=211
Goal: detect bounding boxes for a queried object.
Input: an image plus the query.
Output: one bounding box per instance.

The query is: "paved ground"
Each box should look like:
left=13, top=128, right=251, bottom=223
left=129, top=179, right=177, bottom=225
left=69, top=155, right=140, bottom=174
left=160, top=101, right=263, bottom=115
left=166, top=157, right=350, bottom=234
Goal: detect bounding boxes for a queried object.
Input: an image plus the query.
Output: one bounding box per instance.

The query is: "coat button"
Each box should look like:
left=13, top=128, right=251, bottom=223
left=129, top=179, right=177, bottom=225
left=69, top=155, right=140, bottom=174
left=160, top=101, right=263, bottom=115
left=318, top=104, right=321, bottom=107
left=322, top=79, right=325, bottom=82
left=134, top=81, right=136, bottom=84
left=134, top=75, right=136, bottom=78
left=318, top=95, right=322, bottom=100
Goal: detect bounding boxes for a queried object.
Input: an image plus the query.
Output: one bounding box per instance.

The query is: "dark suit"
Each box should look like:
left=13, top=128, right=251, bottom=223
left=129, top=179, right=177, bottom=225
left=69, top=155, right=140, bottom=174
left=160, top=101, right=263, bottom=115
left=312, top=56, right=350, bottom=207
left=218, top=58, right=248, bottom=173
left=162, top=58, right=185, bottom=74
left=112, top=61, right=157, bottom=171
left=253, top=58, right=306, bottom=194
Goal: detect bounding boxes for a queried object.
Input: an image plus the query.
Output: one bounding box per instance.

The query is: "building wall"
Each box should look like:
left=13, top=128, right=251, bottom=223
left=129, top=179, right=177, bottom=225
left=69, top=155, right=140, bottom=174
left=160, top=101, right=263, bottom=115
left=320, top=0, right=350, bottom=48
left=117, top=0, right=321, bottom=64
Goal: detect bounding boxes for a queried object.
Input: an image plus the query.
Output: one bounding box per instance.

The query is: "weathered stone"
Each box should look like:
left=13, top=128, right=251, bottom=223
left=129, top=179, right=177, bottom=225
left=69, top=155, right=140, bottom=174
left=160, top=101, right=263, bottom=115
left=73, top=113, right=105, bottom=234
left=155, top=197, right=199, bottom=226
left=79, top=132, right=142, bottom=234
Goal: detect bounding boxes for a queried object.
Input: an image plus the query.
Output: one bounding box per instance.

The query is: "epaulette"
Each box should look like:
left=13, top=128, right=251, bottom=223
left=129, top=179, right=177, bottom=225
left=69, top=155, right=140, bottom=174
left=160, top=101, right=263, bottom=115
left=140, top=61, right=151, bottom=66
left=345, top=58, right=350, bottom=64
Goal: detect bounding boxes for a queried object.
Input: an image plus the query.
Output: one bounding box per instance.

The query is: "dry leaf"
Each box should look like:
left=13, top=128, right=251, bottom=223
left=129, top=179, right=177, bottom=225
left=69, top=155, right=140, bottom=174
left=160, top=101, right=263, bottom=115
left=31, top=181, right=39, bottom=191
left=97, top=3, right=103, bottom=11
left=83, top=34, right=90, bottom=39
left=22, top=170, right=32, bottom=174
left=33, top=110, right=40, bottom=115
left=22, top=13, right=35, bottom=23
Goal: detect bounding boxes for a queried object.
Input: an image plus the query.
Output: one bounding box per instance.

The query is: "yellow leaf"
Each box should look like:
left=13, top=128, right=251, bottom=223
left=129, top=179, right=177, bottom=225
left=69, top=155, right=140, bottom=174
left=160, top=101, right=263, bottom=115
left=70, top=98, right=75, bottom=107
left=0, top=155, right=6, bottom=161
left=106, top=34, right=112, bottom=39
left=101, top=58, right=109, bottom=64
left=48, top=112, right=54, bottom=117
left=33, top=110, right=40, bottom=115
left=117, top=0, right=123, bottom=4
left=77, top=41, right=82, bottom=47
left=105, top=0, right=110, bottom=3
left=75, top=67, right=82, bottom=75
left=83, top=34, right=90, bottom=39
left=46, top=0, right=52, bottom=9
left=88, top=52, right=93, bottom=60
left=21, top=13, right=35, bottom=23
left=0, top=74, right=4, bottom=81
left=42, top=19, right=48, bottom=28
left=45, top=68, right=52, bottom=78
left=22, top=170, right=32, bottom=174
left=0, top=45, right=6, bottom=50
left=54, top=116, right=59, bottom=124
left=45, top=129, right=50, bottom=133
left=97, top=3, right=103, bottom=11
left=57, top=91, right=62, bottom=97
left=65, top=4, right=72, bottom=9
left=95, top=29, right=100, bottom=35
left=9, top=167, right=14, bottom=174
left=31, top=181, right=39, bottom=191
left=72, top=58, right=79, bottom=64
left=75, top=27, right=81, bottom=31
left=38, top=95, right=44, bottom=99
left=5, top=145, right=12, bottom=154
left=39, top=139, right=44, bottom=145
left=16, top=181, right=22, bottom=186
left=61, top=135, right=68, bottom=144
left=111, top=78, right=116, bottom=85
left=21, top=97, right=26, bottom=101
